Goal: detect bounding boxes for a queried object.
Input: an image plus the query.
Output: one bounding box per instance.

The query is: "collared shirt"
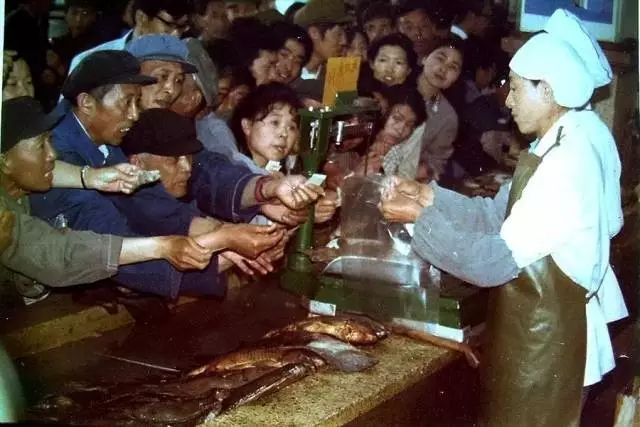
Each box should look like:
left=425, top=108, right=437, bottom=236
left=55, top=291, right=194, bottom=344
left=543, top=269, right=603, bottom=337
left=68, top=30, right=134, bottom=74
left=29, top=111, right=223, bottom=299
left=500, top=109, right=627, bottom=385
left=450, top=25, right=468, bottom=40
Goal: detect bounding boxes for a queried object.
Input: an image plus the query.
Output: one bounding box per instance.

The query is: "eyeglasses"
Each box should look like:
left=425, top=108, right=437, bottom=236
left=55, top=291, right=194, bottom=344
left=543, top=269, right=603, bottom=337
left=154, top=14, right=190, bottom=33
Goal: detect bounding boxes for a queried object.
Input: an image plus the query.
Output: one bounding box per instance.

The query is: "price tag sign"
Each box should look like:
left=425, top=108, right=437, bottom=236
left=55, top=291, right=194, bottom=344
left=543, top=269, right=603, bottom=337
left=322, top=56, right=361, bottom=106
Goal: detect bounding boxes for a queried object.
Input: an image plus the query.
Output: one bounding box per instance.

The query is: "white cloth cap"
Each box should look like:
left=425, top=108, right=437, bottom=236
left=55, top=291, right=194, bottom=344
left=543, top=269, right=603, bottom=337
left=544, top=9, right=612, bottom=88
left=510, top=32, right=594, bottom=108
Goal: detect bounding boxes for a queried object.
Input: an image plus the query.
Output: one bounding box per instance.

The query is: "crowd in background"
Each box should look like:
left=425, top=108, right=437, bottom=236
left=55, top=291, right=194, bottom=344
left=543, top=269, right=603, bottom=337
left=0, top=0, right=522, bottom=307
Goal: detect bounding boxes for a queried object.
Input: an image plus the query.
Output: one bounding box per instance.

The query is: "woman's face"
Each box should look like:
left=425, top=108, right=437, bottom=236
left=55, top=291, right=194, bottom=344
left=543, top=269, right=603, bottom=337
left=251, top=50, right=278, bottom=86
left=383, top=104, right=418, bottom=141
left=3, top=132, right=57, bottom=193
left=242, top=103, right=299, bottom=167
left=372, top=45, right=411, bottom=87
left=344, top=33, right=368, bottom=60
left=421, top=46, right=462, bottom=90
left=3, top=59, right=34, bottom=101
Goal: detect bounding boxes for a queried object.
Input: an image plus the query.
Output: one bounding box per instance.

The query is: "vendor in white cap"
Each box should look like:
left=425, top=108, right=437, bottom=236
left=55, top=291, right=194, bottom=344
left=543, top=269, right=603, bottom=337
left=378, top=8, right=627, bottom=426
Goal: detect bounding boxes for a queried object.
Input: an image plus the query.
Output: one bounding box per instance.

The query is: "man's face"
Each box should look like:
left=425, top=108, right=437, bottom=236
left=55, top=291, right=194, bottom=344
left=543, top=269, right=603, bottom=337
left=311, top=24, right=347, bottom=61
left=139, top=10, right=190, bottom=37
left=271, top=39, right=306, bottom=84
left=140, top=60, right=186, bottom=109
left=4, top=132, right=57, bottom=193
left=363, top=17, right=393, bottom=43
left=138, top=153, right=193, bottom=198
left=170, top=74, right=204, bottom=118
left=397, top=10, right=433, bottom=58
left=505, top=72, right=551, bottom=136
left=88, top=84, right=141, bottom=145
left=193, top=1, right=229, bottom=41
left=66, top=6, right=97, bottom=37
left=470, top=4, right=492, bottom=37
left=250, top=50, right=278, bottom=86
left=225, top=1, right=257, bottom=22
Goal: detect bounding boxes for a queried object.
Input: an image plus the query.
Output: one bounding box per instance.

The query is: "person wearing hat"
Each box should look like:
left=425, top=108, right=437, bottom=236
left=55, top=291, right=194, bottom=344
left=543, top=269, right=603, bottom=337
left=293, top=0, right=350, bottom=80
left=379, top=8, right=626, bottom=426
left=126, top=34, right=198, bottom=110
left=0, top=97, right=216, bottom=305
left=120, top=108, right=288, bottom=275
left=67, top=0, right=192, bottom=74
left=29, top=50, right=239, bottom=298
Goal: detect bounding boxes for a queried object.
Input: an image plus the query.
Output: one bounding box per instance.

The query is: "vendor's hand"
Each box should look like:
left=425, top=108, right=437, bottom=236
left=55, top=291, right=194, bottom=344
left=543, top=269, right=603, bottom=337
left=221, top=223, right=285, bottom=259
left=379, top=191, right=424, bottom=224
left=85, top=163, right=146, bottom=194
left=266, top=175, right=324, bottom=210
left=159, top=236, right=213, bottom=271
left=0, top=210, right=15, bottom=255
left=219, top=251, right=274, bottom=275
left=386, top=176, right=433, bottom=207
left=260, top=201, right=309, bottom=226
left=314, top=190, right=338, bottom=224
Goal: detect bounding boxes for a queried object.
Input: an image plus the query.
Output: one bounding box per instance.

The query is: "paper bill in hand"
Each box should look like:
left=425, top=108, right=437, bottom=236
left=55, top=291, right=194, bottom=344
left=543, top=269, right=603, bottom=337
left=265, top=160, right=282, bottom=172
left=137, top=170, right=161, bottom=186
left=306, top=173, right=326, bottom=186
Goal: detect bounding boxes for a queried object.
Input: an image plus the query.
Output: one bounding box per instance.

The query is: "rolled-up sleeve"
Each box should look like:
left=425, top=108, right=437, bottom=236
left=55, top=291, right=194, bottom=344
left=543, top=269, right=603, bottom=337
left=2, top=211, right=123, bottom=287
left=411, top=184, right=520, bottom=287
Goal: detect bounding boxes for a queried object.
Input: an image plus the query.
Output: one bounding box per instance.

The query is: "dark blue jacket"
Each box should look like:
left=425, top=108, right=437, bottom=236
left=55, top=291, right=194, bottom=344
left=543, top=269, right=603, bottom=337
left=188, top=150, right=260, bottom=223
left=29, top=111, right=224, bottom=299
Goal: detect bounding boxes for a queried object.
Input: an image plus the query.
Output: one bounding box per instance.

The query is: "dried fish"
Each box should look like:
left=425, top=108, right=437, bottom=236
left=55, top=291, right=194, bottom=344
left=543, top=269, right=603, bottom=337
left=222, top=362, right=315, bottom=411
left=187, top=348, right=322, bottom=376
left=265, top=315, right=386, bottom=345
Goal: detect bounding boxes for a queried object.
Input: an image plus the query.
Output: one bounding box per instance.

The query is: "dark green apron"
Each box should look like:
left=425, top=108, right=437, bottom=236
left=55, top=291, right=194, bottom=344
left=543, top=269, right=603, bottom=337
left=482, top=127, right=587, bottom=427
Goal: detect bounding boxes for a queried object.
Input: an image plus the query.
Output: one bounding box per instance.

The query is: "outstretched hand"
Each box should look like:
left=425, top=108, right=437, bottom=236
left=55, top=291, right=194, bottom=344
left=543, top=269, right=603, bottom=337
left=160, top=236, right=213, bottom=271
left=86, top=164, right=157, bottom=194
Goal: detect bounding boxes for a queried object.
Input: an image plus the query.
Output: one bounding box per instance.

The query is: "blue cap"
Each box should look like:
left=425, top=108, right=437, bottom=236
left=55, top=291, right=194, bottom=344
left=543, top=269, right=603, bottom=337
left=126, top=34, right=197, bottom=73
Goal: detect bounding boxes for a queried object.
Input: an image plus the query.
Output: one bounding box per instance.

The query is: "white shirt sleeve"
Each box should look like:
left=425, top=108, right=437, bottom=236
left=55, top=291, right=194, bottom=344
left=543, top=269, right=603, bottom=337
left=500, top=137, right=599, bottom=269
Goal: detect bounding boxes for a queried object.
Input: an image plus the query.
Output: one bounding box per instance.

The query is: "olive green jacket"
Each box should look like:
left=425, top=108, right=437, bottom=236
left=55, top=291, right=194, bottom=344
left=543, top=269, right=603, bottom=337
left=0, top=187, right=122, bottom=287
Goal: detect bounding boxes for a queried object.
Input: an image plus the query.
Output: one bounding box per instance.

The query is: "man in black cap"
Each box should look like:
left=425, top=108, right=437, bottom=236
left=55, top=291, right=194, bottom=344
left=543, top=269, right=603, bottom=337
left=0, top=97, right=216, bottom=306
left=29, top=50, right=261, bottom=297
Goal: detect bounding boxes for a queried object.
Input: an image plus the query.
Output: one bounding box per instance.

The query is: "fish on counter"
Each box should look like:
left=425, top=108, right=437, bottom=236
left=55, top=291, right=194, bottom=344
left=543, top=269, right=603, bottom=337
left=187, top=347, right=324, bottom=376
left=264, top=314, right=389, bottom=345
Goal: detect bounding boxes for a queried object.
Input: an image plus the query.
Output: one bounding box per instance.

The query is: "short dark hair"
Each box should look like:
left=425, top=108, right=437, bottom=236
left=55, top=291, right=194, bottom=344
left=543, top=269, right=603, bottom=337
left=270, top=21, right=313, bottom=66
left=133, top=0, right=191, bottom=21
left=190, top=0, right=223, bottom=16
left=360, top=1, right=394, bottom=27
left=424, top=0, right=455, bottom=30
left=229, top=17, right=280, bottom=71
left=65, top=0, right=97, bottom=11
left=385, top=87, right=426, bottom=127
left=453, top=0, right=487, bottom=22
left=395, top=0, right=426, bottom=20
left=230, top=82, right=302, bottom=155
left=367, top=33, right=417, bottom=71
left=429, top=37, right=466, bottom=61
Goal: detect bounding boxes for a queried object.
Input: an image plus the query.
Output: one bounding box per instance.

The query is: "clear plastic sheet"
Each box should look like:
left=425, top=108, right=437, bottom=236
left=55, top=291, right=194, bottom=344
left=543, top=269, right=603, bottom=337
left=321, top=174, right=440, bottom=326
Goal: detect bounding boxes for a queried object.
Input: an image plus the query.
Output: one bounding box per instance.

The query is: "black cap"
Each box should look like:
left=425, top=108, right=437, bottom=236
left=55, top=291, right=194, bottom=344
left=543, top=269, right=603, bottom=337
left=61, top=50, right=157, bottom=100
left=1, top=97, right=64, bottom=153
left=121, top=109, right=203, bottom=157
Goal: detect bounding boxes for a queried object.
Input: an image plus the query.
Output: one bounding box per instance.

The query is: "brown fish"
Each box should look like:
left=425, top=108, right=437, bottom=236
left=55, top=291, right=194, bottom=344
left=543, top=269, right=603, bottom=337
left=265, top=315, right=385, bottom=345
left=187, top=348, right=322, bottom=376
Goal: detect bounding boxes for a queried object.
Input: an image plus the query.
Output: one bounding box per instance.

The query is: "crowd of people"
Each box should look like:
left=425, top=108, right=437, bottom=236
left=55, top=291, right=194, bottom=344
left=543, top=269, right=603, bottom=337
left=1, top=0, right=632, bottom=425
left=1, top=0, right=515, bottom=305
